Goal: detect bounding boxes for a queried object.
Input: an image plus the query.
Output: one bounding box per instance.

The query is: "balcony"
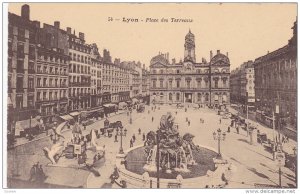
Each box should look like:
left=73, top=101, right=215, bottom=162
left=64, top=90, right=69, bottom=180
left=28, top=88, right=35, bottom=92
left=69, top=82, right=90, bottom=87
left=16, top=68, right=25, bottom=74
left=60, top=83, right=68, bottom=88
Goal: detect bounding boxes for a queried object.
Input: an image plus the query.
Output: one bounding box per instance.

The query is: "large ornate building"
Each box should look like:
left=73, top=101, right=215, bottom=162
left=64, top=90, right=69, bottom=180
left=149, top=30, right=230, bottom=106
left=254, top=20, right=297, bottom=129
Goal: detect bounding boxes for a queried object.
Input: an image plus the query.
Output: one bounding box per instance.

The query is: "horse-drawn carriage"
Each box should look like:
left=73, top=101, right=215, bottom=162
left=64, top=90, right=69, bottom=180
left=137, top=103, right=145, bottom=113
left=100, top=120, right=123, bottom=137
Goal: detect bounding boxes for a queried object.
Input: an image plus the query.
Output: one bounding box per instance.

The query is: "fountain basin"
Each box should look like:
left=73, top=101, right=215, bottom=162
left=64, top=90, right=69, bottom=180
left=116, top=144, right=233, bottom=188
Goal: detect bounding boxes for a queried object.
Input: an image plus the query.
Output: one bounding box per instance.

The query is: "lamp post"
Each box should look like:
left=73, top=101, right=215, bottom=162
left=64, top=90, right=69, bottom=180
left=116, top=126, right=126, bottom=154
left=156, top=130, right=160, bottom=188
left=129, top=110, right=132, bottom=124
left=213, top=128, right=226, bottom=158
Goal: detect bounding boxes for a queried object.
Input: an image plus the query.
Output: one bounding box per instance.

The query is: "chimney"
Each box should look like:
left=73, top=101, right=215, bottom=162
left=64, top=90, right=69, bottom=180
left=33, top=20, right=40, bottom=28
left=226, top=52, right=228, bottom=57
left=54, top=21, right=60, bottom=29
left=21, top=4, right=30, bottom=20
left=143, top=64, right=145, bottom=69
left=210, top=51, right=213, bottom=59
left=66, top=27, right=71, bottom=34
left=217, top=50, right=220, bottom=54
left=79, top=32, right=85, bottom=40
left=172, top=58, right=176, bottom=64
left=167, top=53, right=169, bottom=61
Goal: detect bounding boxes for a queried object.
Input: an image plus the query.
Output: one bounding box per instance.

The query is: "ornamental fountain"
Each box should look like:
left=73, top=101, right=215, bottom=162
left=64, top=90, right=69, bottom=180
left=115, top=112, right=234, bottom=188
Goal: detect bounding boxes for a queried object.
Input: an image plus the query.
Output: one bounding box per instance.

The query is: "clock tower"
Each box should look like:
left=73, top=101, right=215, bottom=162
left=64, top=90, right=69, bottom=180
left=184, top=29, right=196, bottom=63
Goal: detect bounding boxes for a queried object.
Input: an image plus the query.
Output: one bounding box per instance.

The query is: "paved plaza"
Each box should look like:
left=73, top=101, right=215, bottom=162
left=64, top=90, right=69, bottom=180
left=7, top=105, right=297, bottom=188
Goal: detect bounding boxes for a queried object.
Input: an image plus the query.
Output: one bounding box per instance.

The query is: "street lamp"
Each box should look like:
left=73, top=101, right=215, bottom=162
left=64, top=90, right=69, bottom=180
left=213, top=128, right=226, bottom=158
left=116, top=126, right=126, bottom=154
left=129, top=110, right=132, bottom=124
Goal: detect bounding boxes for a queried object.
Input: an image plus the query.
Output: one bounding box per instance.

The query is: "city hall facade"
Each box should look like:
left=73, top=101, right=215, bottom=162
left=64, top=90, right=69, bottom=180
left=149, top=30, right=230, bottom=106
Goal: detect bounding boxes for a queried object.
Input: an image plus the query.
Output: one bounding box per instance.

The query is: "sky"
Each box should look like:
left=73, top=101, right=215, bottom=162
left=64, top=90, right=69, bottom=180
left=8, top=3, right=297, bottom=70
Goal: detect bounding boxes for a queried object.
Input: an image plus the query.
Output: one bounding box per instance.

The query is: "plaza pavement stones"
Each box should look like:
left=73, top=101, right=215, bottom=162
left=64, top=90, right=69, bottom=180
left=85, top=105, right=296, bottom=188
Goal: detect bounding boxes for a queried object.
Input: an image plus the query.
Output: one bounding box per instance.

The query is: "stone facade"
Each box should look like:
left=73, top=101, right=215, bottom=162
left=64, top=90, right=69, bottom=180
left=230, top=60, right=255, bottom=105
left=149, top=31, right=230, bottom=106
left=253, top=20, right=297, bottom=128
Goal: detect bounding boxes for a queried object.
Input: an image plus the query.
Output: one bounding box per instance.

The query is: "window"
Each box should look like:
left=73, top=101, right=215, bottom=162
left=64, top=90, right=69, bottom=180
left=176, top=93, right=180, bottom=101
left=197, top=80, right=201, bottom=88
left=169, top=93, right=172, bottom=101
left=28, top=78, right=34, bottom=89
left=37, top=92, right=41, bottom=101
left=186, top=80, right=191, bottom=89
left=18, top=28, right=25, bottom=40
left=214, top=80, right=218, bottom=88
left=37, top=78, right=41, bottom=87
left=176, top=80, right=180, bottom=88
left=197, top=93, right=201, bottom=102
left=205, top=93, right=209, bottom=101
left=43, top=78, right=47, bottom=86
left=169, top=80, right=172, bottom=88
left=16, top=77, right=23, bottom=92
left=17, top=44, right=24, bottom=58
left=17, top=60, right=24, bottom=73
left=177, top=70, right=180, bottom=74
left=160, top=80, right=163, bottom=88
left=153, top=80, right=156, bottom=88
left=28, top=96, right=34, bottom=107
left=29, top=46, right=35, bottom=59
left=16, top=95, right=23, bottom=109
left=223, top=79, right=227, bottom=86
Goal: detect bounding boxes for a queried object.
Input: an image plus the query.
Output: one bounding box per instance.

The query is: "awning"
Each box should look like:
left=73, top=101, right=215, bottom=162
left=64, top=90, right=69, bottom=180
left=119, top=102, right=127, bottom=106
left=103, top=104, right=116, bottom=108
left=69, top=112, right=81, bottom=116
left=15, top=118, right=40, bottom=136
left=132, top=98, right=139, bottom=103
left=60, top=115, right=74, bottom=121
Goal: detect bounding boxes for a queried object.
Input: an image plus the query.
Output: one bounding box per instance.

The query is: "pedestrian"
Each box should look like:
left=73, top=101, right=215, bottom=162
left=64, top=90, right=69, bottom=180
left=282, top=136, right=285, bottom=144
left=175, top=111, right=177, bottom=115
left=130, top=139, right=133, bottom=148
left=29, top=164, right=37, bottom=181
left=219, top=118, right=222, bottom=124
left=142, top=133, right=145, bottom=141
left=37, top=165, right=46, bottom=181
left=227, top=126, right=230, bottom=133
left=114, top=134, right=118, bottom=142
left=236, top=127, right=239, bottom=134
left=188, top=121, right=190, bottom=126
left=186, top=117, right=188, bottom=122
left=152, top=116, right=154, bottom=122
left=138, top=128, right=141, bottom=135
left=132, top=134, right=136, bottom=142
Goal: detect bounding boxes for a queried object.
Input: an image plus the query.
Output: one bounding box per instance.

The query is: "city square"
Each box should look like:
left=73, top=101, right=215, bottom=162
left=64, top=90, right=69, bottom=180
left=4, top=3, right=297, bottom=190
left=7, top=104, right=297, bottom=188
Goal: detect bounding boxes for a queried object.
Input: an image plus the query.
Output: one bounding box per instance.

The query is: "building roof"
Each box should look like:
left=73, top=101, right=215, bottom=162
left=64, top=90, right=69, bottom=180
left=185, top=29, right=195, bottom=39
left=150, top=54, right=169, bottom=67
left=210, top=52, right=230, bottom=65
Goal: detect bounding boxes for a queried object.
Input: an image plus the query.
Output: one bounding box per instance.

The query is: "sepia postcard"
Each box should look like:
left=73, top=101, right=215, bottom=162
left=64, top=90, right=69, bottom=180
left=2, top=2, right=298, bottom=192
